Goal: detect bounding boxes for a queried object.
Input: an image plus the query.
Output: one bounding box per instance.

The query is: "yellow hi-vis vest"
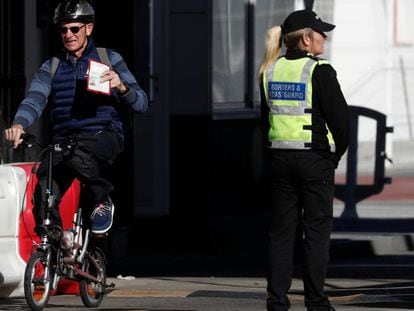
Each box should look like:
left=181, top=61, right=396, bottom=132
left=263, top=56, right=335, bottom=152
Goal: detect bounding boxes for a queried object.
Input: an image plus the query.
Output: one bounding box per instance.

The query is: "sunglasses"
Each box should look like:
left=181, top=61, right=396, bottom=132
left=58, top=24, right=86, bottom=34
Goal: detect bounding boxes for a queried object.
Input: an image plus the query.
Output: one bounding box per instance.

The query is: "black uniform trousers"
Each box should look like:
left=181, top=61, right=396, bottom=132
left=266, top=149, right=335, bottom=311
left=33, top=129, right=123, bottom=227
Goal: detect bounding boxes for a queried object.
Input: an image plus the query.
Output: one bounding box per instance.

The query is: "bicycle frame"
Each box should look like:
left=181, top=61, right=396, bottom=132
left=23, top=135, right=114, bottom=310
left=42, top=142, right=106, bottom=285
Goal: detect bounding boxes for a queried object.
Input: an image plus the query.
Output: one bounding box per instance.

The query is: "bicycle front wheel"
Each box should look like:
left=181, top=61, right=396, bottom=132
left=79, top=248, right=106, bottom=307
left=24, top=251, right=53, bottom=311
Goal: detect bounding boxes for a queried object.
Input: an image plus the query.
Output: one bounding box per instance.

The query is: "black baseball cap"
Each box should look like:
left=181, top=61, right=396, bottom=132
left=282, top=10, right=335, bottom=35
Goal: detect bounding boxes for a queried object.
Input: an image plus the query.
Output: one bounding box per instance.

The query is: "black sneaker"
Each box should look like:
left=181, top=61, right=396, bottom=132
left=90, top=197, right=114, bottom=234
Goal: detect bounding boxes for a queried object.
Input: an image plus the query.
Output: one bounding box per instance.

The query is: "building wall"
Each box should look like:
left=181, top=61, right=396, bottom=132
left=331, top=0, right=414, bottom=173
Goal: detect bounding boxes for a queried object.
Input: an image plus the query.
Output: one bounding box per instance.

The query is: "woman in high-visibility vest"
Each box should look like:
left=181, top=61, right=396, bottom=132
left=258, top=10, right=349, bottom=311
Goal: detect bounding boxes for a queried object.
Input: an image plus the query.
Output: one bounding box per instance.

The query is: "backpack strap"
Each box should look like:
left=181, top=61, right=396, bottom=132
left=49, top=48, right=111, bottom=80
left=50, top=56, right=60, bottom=80
left=97, top=47, right=111, bottom=68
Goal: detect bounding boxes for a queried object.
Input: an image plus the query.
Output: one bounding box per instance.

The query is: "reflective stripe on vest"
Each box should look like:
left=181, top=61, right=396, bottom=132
left=263, top=57, right=336, bottom=152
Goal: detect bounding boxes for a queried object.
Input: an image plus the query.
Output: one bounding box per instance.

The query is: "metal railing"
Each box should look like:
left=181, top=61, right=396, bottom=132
left=335, top=105, right=394, bottom=218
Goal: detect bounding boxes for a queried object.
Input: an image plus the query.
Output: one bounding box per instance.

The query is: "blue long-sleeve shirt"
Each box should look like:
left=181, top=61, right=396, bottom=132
left=13, top=38, right=148, bottom=142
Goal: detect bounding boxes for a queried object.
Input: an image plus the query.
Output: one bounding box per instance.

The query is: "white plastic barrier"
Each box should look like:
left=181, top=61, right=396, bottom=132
left=0, top=162, right=80, bottom=298
left=0, top=165, right=27, bottom=297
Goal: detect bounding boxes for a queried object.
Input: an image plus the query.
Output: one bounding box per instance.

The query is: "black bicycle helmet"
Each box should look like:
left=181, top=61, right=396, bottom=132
left=54, top=0, right=95, bottom=24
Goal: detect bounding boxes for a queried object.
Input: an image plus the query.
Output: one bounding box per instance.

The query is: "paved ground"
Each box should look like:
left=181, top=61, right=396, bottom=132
left=1, top=172, right=413, bottom=310
left=1, top=274, right=414, bottom=310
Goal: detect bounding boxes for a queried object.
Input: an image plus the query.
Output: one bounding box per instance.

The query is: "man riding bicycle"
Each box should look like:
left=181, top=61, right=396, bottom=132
left=4, top=0, right=148, bottom=235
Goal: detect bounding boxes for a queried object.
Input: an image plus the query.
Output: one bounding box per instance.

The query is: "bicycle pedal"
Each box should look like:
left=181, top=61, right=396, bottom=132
left=104, top=282, right=115, bottom=288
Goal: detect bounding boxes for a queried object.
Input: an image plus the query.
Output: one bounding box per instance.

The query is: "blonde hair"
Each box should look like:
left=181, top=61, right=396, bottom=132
left=258, top=27, right=314, bottom=80
left=258, top=26, right=282, bottom=80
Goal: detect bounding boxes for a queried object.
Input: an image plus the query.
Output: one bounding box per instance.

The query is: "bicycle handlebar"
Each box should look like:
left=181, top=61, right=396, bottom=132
left=15, top=133, right=80, bottom=166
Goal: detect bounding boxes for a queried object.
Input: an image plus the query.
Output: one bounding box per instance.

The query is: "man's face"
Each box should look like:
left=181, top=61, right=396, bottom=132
left=59, top=22, right=93, bottom=57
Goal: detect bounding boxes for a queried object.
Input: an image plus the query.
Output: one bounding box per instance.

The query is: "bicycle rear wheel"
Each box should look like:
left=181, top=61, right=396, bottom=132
left=24, top=251, right=53, bottom=311
left=79, top=248, right=106, bottom=307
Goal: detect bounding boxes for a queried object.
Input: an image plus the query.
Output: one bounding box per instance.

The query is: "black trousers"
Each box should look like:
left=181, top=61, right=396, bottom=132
left=33, top=129, right=123, bottom=227
left=266, top=150, right=335, bottom=311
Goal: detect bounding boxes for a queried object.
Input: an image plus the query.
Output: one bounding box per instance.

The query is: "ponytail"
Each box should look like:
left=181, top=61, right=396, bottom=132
left=258, top=26, right=282, bottom=80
